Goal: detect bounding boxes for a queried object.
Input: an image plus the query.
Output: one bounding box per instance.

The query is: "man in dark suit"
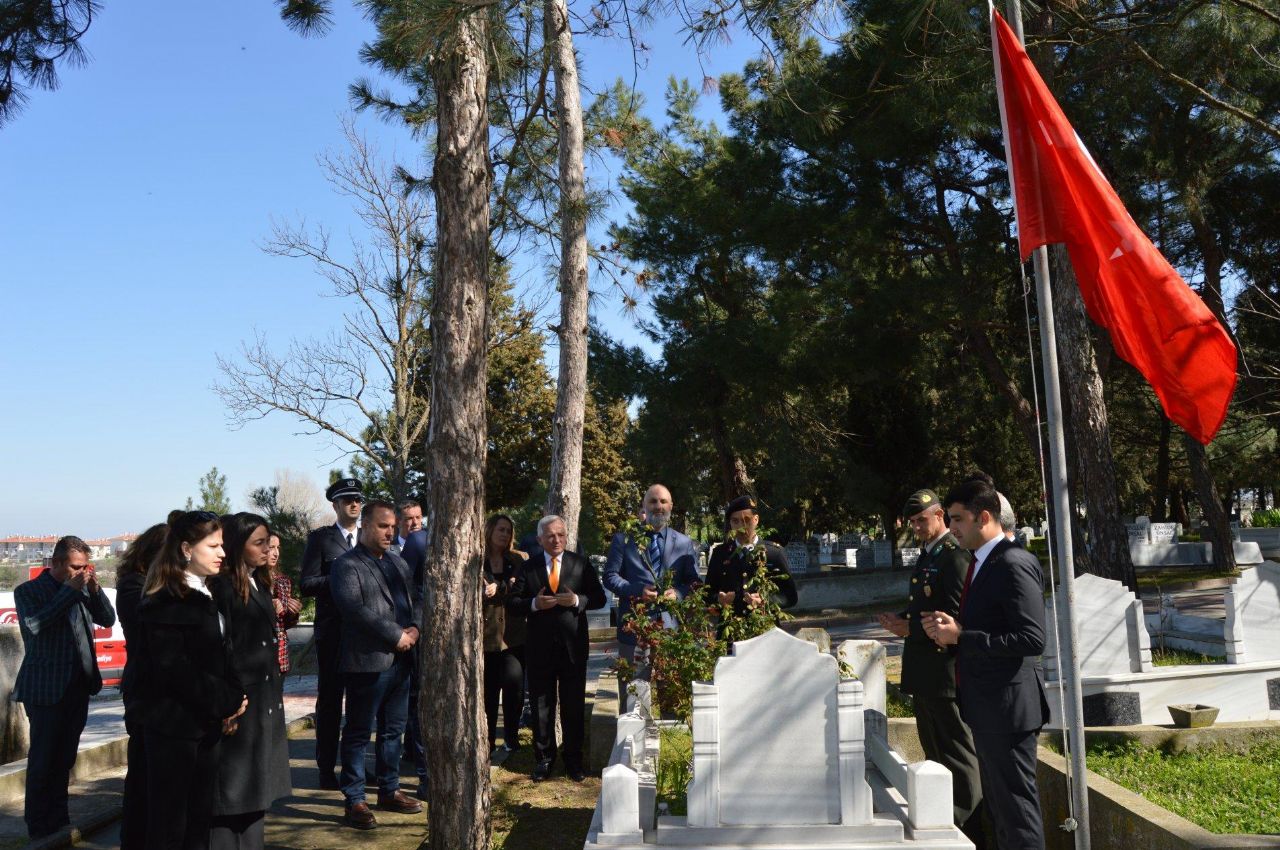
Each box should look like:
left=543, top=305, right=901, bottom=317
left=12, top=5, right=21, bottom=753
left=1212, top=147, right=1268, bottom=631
left=508, top=514, right=606, bottom=782
left=877, top=489, right=985, bottom=848
left=603, top=483, right=701, bottom=664
left=13, top=536, right=117, bottom=839
left=300, top=477, right=363, bottom=789
left=924, top=478, right=1051, bottom=850
left=330, top=500, right=424, bottom=828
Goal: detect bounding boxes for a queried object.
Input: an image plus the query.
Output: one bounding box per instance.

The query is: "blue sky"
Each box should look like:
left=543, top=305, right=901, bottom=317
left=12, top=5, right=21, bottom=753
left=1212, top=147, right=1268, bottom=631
left=0, top=0, right=758, bottom=537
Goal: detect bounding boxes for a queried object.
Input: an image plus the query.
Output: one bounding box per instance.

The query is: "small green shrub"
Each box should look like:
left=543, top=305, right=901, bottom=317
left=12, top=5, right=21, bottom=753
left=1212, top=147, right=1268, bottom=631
left=1151, top=647, right=1218, bottom=666
left=887, top=684, right=914, bottom=718
left=656, top=727, right=693, bottom=816
left=1249, top=509, right=1280, bottom=528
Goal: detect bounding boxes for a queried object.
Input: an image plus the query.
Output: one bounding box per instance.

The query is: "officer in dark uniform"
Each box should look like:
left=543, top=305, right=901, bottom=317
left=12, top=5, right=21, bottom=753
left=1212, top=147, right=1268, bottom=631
left=300, top=477, right=364, bottom=789
left=877, top=489, right=986, bottom=848
left=705, top=495, right=798, bottom=621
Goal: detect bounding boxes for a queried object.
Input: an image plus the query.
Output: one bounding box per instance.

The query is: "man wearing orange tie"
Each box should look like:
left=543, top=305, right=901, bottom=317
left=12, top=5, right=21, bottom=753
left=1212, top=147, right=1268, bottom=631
left=507, top=515, right=606, bottom=782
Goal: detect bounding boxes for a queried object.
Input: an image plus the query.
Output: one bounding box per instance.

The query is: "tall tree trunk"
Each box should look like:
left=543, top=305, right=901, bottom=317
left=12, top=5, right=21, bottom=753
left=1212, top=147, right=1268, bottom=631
left=1050, top=246, right=1138, bottom=592
left=966, top=327, right=1043, bottom=470
left=1184, top=433, right=1236, bottom=572
left=424, top=16, right=491, bottom=850
left=543, top=0, right=590, bottom=550
left=1153, top=415, right=1172, bottom=522
left=709, top=408, right=750, bottom=503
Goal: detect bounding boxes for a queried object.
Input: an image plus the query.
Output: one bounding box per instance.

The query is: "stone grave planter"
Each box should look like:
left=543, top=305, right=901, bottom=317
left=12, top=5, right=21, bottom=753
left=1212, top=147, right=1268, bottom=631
left=1167, top=703, right=1220, bottom=728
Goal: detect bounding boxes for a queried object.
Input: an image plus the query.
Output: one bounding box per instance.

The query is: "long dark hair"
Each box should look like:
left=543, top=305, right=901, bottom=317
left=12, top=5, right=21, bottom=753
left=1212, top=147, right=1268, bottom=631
left=220, top=512, right=271, bottom=603
left=116, top=523, right=168, bottom=583
left=145, top=511, right=222, bottom=598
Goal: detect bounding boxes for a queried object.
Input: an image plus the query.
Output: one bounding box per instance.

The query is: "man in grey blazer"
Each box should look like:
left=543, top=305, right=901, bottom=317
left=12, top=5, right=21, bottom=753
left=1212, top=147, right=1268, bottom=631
left=603, top=484, right=701, bottom=664
left=330, top=500, right=424, bottom=829
left=13, top=536, right=116, bottom=839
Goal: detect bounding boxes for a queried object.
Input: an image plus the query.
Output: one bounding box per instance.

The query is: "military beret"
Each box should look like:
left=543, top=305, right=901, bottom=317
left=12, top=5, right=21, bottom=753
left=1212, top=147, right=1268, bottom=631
left=724, top=494, right=758, bottom=525
left=902, top=489, right=941, bottom=519
left=326, top=478, right=364, bottom=502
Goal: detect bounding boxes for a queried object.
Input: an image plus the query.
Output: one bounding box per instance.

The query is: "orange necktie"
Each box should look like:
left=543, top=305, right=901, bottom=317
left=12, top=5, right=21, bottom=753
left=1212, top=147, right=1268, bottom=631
left=548, top=556, right=560, bottom=593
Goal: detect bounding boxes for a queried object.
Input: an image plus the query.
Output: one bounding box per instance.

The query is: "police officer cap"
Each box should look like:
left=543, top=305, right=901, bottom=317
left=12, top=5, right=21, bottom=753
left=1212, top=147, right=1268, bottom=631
left=326, top=478, right=364, bottom=502
left=724, top=494, right=758, bottom=524
left=902, top=489, right=941, bottom=519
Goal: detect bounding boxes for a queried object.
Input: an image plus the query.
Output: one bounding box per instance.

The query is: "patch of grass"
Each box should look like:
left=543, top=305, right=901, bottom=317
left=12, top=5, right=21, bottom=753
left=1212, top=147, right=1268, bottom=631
left=1137, top=567, right=1239, bottom=589
left=1150, top=647, right=1219, bottom=666
left=1086, top=738, right=1280, bottom=834
left=886, top=684, right=914, bottom=718
left=491, top=729, right=600, bottom=850
left=656, top=727, right=693, bottom=816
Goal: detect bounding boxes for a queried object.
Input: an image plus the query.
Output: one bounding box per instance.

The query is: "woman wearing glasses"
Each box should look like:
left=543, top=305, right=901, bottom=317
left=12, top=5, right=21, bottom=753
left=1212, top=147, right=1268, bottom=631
left=207, top=513, right=292, bottom=850
left=133, top=511, right=247, bottom=850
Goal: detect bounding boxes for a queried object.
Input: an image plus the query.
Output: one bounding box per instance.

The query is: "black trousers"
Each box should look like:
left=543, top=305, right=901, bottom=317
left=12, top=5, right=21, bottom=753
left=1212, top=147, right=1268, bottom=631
left=144, top=728, right=221, bottom=850
left=23, top=678, right=90, bottom=837
left=209, top=811, right=265, bottom=850
left=484, top=646, right=525, bottom=746
left=972, top=729, right=1046, bottom=850
left=121, top=716, right=148, bottom=850
left=527, top=650, right=586, bottom=768
left=914, top=694, right=985, bottom=837
left=314, top=630, right=344, bottom=776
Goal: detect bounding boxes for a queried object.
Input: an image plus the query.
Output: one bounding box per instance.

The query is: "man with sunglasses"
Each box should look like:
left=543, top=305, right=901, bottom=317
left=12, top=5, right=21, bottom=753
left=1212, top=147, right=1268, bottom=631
left=13, top=535, right=116, bottom=839
left=301, top=478, right=364, bottom=789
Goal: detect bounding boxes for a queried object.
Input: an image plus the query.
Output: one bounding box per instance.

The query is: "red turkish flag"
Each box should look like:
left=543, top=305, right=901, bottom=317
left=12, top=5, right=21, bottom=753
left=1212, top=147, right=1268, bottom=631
left=992, top=8, right=1237, bottom=444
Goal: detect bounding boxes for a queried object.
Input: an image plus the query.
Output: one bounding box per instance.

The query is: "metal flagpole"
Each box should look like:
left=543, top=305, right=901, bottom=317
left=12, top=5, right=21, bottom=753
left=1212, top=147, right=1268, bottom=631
left=1001, top=2, right=1092, bottom=847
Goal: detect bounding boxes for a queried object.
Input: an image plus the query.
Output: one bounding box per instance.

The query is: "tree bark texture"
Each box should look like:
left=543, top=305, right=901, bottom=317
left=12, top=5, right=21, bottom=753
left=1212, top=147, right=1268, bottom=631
left=424, top=16, right=492, bottom=850
left=1050, top=245, right=1138, bottom=592
left=542, top=0, right=590, bottom=550
left=1184, top=432, right=1236, bottom=573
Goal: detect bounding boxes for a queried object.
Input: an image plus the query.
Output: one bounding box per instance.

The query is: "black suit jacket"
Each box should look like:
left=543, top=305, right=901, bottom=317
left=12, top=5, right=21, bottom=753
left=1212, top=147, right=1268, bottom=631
left=507, top=550, right=606, bottom=670
left=116, top=571, right=146, bottom=707
left=900, top=533, right=969, bottom=698
left=331, top=545, right=424, bottom=674
left=956, top=538, right=1051, bottom=734
left=130, top=587, right=245, bottom=739
left=300, top=525, right=354, bottom=639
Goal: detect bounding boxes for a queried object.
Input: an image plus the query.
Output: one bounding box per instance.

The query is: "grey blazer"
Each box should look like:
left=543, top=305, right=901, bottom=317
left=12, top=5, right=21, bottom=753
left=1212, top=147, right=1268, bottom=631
left=330, top=545, right=423, bottom=674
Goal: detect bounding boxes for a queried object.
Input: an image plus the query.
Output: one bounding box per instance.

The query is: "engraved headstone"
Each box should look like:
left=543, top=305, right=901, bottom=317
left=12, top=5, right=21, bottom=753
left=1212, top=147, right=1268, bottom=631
left=872, top=541, right=893, bottom=568
left=898, top=547, right=921, bottom=568
left=1127, top=524, right=1149, bottom=544
left=785, top=541, right=810, bottom=575
left=1150, top=523, right=1178, bottom=544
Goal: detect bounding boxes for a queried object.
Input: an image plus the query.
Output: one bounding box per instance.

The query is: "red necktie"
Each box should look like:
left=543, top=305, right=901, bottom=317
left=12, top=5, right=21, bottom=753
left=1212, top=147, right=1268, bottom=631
left=958, top=556, right=978, bottom=617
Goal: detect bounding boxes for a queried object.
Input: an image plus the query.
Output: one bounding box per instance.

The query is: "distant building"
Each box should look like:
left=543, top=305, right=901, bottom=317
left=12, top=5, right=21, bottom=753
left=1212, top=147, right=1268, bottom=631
left=0, top=536, right=57, bottom=562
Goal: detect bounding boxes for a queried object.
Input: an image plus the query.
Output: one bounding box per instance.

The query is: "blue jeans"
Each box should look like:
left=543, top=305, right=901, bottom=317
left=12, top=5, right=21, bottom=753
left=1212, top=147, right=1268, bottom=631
left=340, top=655, right=411, bottom=804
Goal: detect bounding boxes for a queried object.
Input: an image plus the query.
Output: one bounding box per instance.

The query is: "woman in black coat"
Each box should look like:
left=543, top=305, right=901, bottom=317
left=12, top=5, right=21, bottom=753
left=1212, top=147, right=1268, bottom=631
left=133, top=511, right=247, bottom=850
left=480, top=514, right=528, bottom=753
left=115, top=521, right=171, bottom=850
left=207, top=513, right=292, bottom=850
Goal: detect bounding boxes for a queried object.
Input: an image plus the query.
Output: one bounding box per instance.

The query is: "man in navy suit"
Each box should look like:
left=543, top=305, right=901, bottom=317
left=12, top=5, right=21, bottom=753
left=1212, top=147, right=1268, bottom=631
left=300, top=477, right=363, bottom=789
left=13, top=536, right=116, bottom=838
left=330, top=500, right=424, bottom=828
left=508, top=515, right=606, bottom=782
left=924, top=478, right=1050, bottom=850
left=603, top=483, right=700, bottom=665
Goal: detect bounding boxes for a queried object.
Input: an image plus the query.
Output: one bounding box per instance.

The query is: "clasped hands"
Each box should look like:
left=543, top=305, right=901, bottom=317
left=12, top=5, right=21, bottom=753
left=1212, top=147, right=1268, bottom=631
left=222, top=695, right=249, bottom=736
left=920, top=610, right=962, bottom=647
left=716, top=590, right=764, bottom=609
left=533, top=588, right=578, bottom=611
left=273, top=597, right=303, bottom=616
left=639, top=586, right=679, bottom=603
left=395, top=626, right=420, bottom=652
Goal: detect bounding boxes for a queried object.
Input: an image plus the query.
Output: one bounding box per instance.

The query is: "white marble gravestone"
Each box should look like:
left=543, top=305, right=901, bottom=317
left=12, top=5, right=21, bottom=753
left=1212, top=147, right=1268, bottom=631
left=1043, top=572, right=1151, bottom=680
left=1225, top=562, right=1280, bottom=663
left=785, top=541, right=810, bottom=574
left=1150, top=523, right=1178, bottom=544
left=687, top=628, right=873, bottom=828
left=899, top=548, right=921, bottom=568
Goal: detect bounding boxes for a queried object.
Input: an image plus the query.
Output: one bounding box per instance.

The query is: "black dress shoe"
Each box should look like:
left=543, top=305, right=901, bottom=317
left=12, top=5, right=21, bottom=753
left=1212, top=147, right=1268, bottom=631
left=319, top=772, right=341, bottom=790
left=532, top=760, right=553, bottom=782
left=566, top=764, right=587, bottom=782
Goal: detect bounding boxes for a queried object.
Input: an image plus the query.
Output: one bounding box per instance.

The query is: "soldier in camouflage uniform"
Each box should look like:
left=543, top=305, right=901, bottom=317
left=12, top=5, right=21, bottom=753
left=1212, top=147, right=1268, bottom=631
left=878, top=489, right=986, bottom=849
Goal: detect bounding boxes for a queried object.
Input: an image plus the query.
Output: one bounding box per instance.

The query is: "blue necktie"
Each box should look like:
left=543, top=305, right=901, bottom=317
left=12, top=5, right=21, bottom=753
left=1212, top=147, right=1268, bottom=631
left=647, top=532, right=664, bottom=578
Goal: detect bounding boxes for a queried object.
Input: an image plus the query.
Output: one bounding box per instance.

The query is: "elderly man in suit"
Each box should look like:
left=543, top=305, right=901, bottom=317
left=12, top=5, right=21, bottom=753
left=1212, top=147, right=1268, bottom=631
left=508, top=515, right=606, bottom=782
left=924, top=478, right=1051, bottom=850
left=300, top=477, right=363, bottom=789
left=13, top=536, right=117, bottom=839
left=330, top=499, right=424, bottom=829
left=603, top=484, right=700, bottom=665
